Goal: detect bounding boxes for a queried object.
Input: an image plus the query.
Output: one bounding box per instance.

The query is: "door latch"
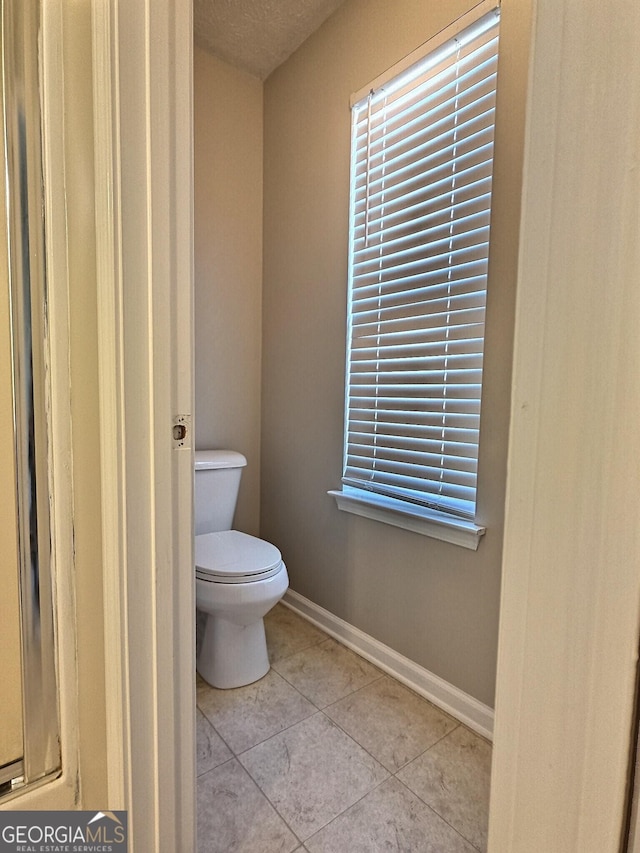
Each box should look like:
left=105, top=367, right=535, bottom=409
left=172, top=414, right=191, bottom=448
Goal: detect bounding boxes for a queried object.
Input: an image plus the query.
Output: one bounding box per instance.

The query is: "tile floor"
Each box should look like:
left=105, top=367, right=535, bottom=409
left=196, top=603, right=492, bottom=853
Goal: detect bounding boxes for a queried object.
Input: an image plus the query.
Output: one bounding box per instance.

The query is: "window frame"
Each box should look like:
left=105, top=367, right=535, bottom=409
left=330, top=1, right=500, bottom=550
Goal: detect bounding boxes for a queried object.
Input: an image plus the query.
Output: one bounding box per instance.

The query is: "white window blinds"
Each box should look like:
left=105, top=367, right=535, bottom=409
left=342, top=7, right=500, bottom=520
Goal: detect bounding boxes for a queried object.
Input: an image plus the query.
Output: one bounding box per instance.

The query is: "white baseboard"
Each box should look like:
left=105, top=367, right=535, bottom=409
left=281, top=589, right=494, bottom=741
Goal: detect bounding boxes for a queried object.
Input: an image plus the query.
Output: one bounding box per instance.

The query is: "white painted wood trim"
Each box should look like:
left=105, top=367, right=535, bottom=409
left=282, top=590, right=494, bottom=740
left=489, top=0, right=640, bottom=850
left=92, top=0, right=195, bottom=847
left=329, top=489, right=486, bottom=550
left=350, top=0, right=499, bottom=107
left=92, top=0, right=129, bottom=812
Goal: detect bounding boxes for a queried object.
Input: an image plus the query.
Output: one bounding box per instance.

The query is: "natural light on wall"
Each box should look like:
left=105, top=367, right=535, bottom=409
left=330, top=2, right=500, bottom=550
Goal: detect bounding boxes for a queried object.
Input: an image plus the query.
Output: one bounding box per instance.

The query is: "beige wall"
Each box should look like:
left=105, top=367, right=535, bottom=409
left=194, top=47, right=263, bottom=535
left=261, top=0, right=532, bottom=706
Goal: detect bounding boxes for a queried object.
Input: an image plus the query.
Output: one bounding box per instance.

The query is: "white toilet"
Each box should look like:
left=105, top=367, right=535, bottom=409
left=195, top=449, right=288, bottom=689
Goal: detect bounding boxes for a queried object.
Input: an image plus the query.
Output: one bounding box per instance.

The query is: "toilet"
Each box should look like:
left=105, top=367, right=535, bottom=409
left=195, top=450, right=288, bottom=689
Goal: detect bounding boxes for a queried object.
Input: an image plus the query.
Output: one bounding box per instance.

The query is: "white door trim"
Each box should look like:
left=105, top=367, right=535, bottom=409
left=489, top=0, right=640, bottom=849
left=92, top=0, right=195, bottom=848
left=91, top=0, right=127, bottom=808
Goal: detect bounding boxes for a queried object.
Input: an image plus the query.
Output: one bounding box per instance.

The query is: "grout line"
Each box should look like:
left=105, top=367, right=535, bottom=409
left=318, top=706, right=393, bottom=774
left=197, top=606, right=490, bottom=852
left=268, top=662, right=326, bottom=711
left=233, top=708, right=323, bottom=759
left=273, top=662, right=385, bottom=712
left=232, top=756, right=304, bottom=848
left=211, top=704, right=320, bottom=759
left=196, top=708, right=237, bottom=765
left=393, top=774, right=485, bottom=852
left=301, top=773, right=391, bottom=845
left=391, top=722, right=462, bottom=773
left=232, top=709, right=382, bottom=848
left=267, top=631, right=328, bottom=663
left=195, top=754, right=236, bottom=782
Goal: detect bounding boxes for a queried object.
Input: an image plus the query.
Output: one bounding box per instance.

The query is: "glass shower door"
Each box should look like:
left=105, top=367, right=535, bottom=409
left=0, top=271, right=23, bottom=787
left=0, top=0, right=61, bottom=796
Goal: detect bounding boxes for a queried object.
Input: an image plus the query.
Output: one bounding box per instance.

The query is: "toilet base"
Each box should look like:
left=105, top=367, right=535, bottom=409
left=197, top=614, right=270, bottom=689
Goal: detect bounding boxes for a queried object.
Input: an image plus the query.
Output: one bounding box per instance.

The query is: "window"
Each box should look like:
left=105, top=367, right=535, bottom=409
left=330, top=3, right=500, bottom=549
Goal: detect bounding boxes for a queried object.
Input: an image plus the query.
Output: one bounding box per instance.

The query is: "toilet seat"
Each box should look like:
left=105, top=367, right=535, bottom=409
left=195, top=530, right=283, bottom=584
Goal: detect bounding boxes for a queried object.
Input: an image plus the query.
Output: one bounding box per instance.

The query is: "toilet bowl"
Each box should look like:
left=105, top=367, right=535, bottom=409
left=194, top=449, right=288, bottom=689
left=195, top=529, right=289, bottom=689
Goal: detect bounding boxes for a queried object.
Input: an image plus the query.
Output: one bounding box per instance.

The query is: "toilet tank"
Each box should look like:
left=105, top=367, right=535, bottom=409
left=195, top=450, right=247, bottom=535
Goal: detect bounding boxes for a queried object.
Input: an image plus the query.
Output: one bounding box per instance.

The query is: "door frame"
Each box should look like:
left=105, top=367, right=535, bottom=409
left=488, top=0, right=640, bottom=850
left=92, top=0, right=195, bottom=848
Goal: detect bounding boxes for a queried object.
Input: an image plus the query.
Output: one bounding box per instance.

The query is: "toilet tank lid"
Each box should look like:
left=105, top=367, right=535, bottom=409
left=195, top=450, right=247, bottom=470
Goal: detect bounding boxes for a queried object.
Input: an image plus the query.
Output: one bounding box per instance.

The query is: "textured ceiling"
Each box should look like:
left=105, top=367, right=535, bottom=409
left=194, top=0, right=346, bottom=80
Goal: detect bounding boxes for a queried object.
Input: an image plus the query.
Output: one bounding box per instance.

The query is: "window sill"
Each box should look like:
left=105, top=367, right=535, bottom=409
left=328, top=489, right=486, bottom=551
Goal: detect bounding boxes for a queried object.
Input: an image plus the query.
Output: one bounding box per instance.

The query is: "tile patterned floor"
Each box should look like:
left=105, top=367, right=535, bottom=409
left=196, top=604, right=491, bottom=853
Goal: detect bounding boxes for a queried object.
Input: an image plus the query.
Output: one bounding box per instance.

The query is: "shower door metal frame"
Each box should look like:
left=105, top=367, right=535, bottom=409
left=0, top=0, right=68, bottom=797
